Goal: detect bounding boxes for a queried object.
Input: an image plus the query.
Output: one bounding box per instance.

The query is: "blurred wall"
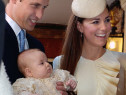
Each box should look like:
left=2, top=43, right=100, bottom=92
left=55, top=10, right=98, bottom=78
left=2, top=0, right=116, bottom=25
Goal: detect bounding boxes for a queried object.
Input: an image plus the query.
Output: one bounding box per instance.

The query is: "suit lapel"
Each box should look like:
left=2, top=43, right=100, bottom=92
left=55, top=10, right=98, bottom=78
left=4, top=21, right=19, bottom=53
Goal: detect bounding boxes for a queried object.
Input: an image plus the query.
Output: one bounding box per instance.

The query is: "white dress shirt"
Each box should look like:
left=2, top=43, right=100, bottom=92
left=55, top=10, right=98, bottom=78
left=5, top=14, right=29, bottom=51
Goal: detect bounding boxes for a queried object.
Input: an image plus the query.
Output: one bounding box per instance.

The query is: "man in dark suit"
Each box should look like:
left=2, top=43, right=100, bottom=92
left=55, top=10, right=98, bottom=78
left=3, top=0, right=49, bottom=84
left=3, top=0, right=70, bottom=94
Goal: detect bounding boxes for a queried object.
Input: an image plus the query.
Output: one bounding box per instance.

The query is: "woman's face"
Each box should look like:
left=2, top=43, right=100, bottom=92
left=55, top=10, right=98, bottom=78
left=77, top=8, right=111, bottom=47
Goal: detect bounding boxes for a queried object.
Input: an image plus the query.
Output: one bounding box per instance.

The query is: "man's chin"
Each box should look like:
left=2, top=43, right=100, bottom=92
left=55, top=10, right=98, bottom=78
left=26, top=27, right=35, bottom=31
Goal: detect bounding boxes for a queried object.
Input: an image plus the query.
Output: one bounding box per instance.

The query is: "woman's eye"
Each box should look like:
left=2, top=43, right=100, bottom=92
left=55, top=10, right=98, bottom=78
left=92, top=21, right=99, bottom=24
left=105, top=18, right=110, bottom=23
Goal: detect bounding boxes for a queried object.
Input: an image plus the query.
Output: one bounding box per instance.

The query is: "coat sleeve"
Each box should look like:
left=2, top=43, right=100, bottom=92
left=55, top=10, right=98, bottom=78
left=53, top=55, right=62, bottom=69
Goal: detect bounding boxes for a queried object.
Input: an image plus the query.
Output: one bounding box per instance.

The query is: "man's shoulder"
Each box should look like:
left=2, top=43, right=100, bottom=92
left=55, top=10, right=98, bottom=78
left=26, top=33, right=42, bottom=45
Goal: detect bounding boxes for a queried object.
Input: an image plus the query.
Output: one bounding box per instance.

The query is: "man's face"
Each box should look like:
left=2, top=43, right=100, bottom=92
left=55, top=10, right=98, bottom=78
left=12, top=0, right=49, bottom=31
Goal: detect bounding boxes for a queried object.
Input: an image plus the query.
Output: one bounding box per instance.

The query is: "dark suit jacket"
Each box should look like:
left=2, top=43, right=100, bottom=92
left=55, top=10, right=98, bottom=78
left=0, top=1, right=5, bottom=62
left=3, top=21, right=45, bottom=84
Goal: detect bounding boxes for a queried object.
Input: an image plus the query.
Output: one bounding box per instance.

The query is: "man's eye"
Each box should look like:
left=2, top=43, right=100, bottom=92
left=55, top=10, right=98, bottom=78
left=31, top=5, right=37, bottom=8
left=42, top=6, right=48, bottom=9
left=31, top=4, right=40, bottom=8
left=34, top=5, right=39, bottom=8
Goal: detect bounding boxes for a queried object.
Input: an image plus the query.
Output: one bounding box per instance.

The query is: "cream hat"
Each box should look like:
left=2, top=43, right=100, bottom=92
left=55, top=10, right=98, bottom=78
left=71, top=0, right=106, bottom=18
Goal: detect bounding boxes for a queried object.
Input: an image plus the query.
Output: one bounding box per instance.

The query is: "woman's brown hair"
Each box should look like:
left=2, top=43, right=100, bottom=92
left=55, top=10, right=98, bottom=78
left=60, top=14, right=84, bottom=75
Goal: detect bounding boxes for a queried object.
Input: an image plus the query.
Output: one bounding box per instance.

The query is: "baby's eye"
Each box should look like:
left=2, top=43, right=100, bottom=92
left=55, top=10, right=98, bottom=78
left=41, top=62, right=44, bottom=65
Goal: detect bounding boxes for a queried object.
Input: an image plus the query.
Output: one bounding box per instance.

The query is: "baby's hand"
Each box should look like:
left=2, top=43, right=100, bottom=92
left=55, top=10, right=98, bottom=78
left=65, top=79, right=77, bottom=91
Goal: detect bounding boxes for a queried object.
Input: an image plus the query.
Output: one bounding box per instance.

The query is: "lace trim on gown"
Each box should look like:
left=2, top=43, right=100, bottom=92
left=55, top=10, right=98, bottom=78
left=13, top=69, right=76, bottom=95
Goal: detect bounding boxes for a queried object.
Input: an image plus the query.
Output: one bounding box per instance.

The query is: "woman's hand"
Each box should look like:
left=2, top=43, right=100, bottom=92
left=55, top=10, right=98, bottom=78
left=56, top=81, right=68, bottom=95
left=65, top=79, right=77, bottom=91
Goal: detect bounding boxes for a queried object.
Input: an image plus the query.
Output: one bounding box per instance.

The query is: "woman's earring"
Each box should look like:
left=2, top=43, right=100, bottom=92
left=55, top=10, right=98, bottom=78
left=81, top=33, right=84, bottom=42
left=81, top=33, right=83, bottom=38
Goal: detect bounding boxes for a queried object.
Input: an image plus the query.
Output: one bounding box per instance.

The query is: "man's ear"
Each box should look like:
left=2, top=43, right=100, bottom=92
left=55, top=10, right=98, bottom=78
left=77, top=22, right=83, bottom=33
left=25, top=68, right=33, bottom=77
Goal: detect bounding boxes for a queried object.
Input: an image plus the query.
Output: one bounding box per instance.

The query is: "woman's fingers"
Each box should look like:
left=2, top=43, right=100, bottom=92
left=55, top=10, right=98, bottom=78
left=56, top=81, right=66, bottom=91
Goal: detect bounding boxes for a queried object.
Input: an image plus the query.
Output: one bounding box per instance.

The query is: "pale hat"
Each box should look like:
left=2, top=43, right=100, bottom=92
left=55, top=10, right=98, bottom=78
left=71, top=0, right=106, bottom=18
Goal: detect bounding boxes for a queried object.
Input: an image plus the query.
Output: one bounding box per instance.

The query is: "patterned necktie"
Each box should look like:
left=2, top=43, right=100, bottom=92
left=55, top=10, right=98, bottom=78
left=19, top=29, right=25, bottom=52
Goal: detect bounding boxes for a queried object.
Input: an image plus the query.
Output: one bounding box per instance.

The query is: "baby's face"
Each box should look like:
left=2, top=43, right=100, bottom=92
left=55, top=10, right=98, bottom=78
left=28, top=51, right=53, bottom=79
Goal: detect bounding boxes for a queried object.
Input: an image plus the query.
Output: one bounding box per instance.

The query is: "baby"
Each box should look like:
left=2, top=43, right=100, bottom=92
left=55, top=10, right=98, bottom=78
left=12, top=49, right=77, bottom=95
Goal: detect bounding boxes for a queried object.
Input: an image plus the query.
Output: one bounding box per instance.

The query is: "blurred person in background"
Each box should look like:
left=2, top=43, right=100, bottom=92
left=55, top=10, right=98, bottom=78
left=0, top=0, right=13, bottom=95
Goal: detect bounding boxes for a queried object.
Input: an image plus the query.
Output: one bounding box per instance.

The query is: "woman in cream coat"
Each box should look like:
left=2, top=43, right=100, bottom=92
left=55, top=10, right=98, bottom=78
left=53, top=0, right=126, bottom=94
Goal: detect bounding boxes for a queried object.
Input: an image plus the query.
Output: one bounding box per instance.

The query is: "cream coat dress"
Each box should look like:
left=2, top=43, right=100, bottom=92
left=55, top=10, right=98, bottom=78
left=53, top=49, right=126, bottom=95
